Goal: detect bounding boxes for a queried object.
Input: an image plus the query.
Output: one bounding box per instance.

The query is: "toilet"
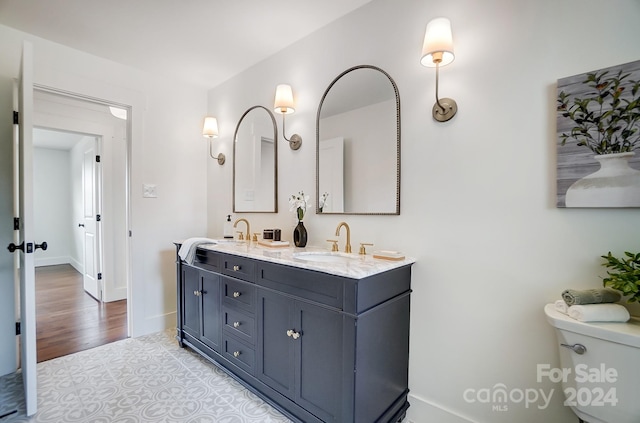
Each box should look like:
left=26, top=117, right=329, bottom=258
left=544, top=304, right=640, bottom=423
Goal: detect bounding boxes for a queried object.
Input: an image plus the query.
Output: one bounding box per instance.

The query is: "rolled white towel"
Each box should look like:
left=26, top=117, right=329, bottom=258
left=567, top=304, right=630, bottom=323
left=554, top=299, right=569, bottom=315
left=178, top=237, right=217, bottom=264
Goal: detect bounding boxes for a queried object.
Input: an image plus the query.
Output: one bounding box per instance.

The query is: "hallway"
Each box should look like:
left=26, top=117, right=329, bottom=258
left=35, top=264, right=127, bottom=362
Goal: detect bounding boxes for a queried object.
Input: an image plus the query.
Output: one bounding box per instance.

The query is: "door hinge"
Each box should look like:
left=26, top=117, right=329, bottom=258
left=97, top=273, right=102, bottom=280
left=15, top=322, right=20, bottom=335
left=13, top=217, right=19, bottom=230
left=96, top=214, right=101, bottom=222
left=96, top=155, right=101, bottom=163
left=13, top=111, right=18, bottom=125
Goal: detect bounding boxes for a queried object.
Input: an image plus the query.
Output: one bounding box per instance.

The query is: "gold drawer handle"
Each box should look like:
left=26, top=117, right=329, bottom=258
left=233, top=351, right=241, bottom=358
left=233, top=321, right=240, bottom=328
left=233, top=291, right=241, bottom=298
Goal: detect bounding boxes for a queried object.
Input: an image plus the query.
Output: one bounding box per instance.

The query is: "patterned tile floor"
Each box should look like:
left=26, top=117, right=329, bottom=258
left=0, top=329, right=292, bottom=422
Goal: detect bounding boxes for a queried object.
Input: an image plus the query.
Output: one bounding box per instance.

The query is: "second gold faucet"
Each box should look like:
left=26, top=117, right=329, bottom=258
left=335, top=221, right=351, bottom=253
left=233, top=218, right=250, bottom=241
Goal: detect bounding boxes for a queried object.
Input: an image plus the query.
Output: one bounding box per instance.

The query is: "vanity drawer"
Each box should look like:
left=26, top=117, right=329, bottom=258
left=257, top=262, right=345, bottom=309
left=222, top=335, right=255, bottom=375
left=223, top=306, right=255, bottom=346
left=221, top=254, right=256, bottom=283
left=193, top=248, right=221, bottom=272
left=222, top=277, right=256, bottom=312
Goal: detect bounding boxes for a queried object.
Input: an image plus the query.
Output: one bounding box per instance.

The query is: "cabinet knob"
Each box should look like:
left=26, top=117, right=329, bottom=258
left=233, top=321, right=240, bottom=328
left=233, top=291, right=241, bottom=298
left=286, top=329, right=301, bottom=340
left=233, top=351, right=241, bottom=358
left=193, top=290, right=201, bottom=296
left=233, top=265, right=241, bottom=271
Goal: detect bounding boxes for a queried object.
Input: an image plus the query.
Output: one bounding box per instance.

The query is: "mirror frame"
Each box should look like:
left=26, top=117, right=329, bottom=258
left=233, top=105, right=278, bottom=213
left=315, top=64, right=401, bottom=215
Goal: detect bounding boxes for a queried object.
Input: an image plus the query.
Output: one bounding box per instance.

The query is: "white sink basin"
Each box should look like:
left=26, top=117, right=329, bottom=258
left=292, top=252, right=359, bottom=264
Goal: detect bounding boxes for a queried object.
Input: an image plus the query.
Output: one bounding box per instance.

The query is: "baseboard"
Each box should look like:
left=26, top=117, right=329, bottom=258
left=103, top=285, right=127, bottom=303
left=68, top=257, right=83, bottom=273
left=35, top=256, right=71, bottom=267
left=404, top=394, right=480, bottom=423
left=133, top=311, right=176, bottom=337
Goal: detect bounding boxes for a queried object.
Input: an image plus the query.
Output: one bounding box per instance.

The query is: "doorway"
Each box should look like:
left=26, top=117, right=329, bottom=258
left=32, top=88, right=131, bottom=361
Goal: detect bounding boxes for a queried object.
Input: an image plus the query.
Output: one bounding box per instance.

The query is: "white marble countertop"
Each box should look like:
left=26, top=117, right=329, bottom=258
left=195, top=240, right=415, bottom=279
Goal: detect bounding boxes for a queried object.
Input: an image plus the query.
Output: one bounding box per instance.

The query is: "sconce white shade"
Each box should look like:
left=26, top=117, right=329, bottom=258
left=421, top=17, right=455, bottom=67
left=202, top=116, right=219, bottom=138
left=274, top=84, right=295, bottom=115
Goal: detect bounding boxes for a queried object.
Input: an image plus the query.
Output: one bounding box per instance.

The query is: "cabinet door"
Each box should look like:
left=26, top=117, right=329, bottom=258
left=182, top=265, right=200, bottom=339
left=295, top=301, right=344, bottom=423
left=200, top=272, right=222, bottom=352
left=257, top=289, right=295, bottom=399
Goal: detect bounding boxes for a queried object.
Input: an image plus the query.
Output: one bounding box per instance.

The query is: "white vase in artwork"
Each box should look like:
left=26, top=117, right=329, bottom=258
left=565, top=152, right=640, bottom=207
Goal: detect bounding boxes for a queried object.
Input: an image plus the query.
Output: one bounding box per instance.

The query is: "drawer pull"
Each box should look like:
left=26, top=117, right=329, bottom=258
left=233, top=291, right=241, bottom=298
left=286, top=329, right=301, bottom=340
left=233, top=265, right=241, bottom=271
left=233, top=321, right=241, bottom=328
left=233, top=351, right=241, bottom=358
left=193, top=290, right=201, bottom=297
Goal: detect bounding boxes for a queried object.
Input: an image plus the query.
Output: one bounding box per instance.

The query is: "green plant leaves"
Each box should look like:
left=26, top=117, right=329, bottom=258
left=601, top=251, right=640, bottom=303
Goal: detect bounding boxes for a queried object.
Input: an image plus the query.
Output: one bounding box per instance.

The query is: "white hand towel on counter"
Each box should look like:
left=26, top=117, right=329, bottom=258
left=567, top=304, right=630, bottom=323
left=178, top=237, right=218, bottom=264
left=554, top=299, right=569, bottom=315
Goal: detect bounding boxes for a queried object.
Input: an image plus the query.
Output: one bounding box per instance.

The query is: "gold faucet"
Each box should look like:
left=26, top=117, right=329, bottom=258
left=335, top=221, right=352, bottom=253
left=233, top=218, right=250, bottom=241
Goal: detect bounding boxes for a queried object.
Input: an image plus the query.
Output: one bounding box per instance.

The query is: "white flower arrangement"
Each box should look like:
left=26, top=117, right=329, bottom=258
left=289, top=190, right=310, bottom=221
left=319, top=192, right=329, bottom=212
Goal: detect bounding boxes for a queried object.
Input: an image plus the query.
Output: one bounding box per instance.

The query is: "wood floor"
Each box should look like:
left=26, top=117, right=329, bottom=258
left=35, top=264, right=127, bottom=362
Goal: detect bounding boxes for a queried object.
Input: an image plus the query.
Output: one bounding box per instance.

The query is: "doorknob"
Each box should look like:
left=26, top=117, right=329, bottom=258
left=35, top=242, right=48, bottom=251
left=78, top=223, right=85, bottom=227
left=7, top=242, right=25, bottom=253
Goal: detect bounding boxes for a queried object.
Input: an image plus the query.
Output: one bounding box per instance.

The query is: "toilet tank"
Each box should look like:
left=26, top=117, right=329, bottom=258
left=544, top=304, right=640, bottom=423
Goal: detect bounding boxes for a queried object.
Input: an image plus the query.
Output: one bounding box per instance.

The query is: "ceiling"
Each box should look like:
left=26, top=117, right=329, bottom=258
left=0, top=0, right=374, bottom=89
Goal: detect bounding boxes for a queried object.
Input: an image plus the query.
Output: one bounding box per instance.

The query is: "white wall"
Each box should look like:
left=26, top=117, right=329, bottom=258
left=0, top=21, right=208, bottom=370
left=33, top=147, right=72, bottom=267
left=205, top=1, right=640, bottom=422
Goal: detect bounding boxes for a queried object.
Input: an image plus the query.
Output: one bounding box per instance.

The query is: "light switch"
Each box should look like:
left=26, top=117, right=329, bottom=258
left=143, top=184, right=157, bottom=198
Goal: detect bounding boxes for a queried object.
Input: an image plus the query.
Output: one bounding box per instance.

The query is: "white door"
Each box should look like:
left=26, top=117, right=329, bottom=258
left=82, top=138, right=101, bottom=300
left=318, top=137, right=345, bottom=213
left=13, top=40, right=38, bottom=417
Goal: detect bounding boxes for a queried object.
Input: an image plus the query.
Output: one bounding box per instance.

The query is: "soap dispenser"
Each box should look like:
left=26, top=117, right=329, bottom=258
left=223, top=215, right=233, bottom=239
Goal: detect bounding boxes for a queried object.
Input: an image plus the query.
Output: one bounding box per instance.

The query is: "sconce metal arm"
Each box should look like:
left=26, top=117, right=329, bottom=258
left=281, top=114, right=302, bottom=150
left=432, top=61, right=458, bottom=122
left=208, top=138, right=225, bottom=165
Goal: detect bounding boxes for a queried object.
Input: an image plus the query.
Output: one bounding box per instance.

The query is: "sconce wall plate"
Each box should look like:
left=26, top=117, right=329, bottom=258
left=433, top=97, right=457, bottom=122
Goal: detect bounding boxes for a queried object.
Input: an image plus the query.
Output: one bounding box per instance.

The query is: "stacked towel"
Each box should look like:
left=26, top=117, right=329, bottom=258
left=554, top=299, right=569, bottom=315
left=178, top=237, right=217, bottom=264
left=567, top=304, right=630, bottom=323
left=561, top=288, right=621, bottom=306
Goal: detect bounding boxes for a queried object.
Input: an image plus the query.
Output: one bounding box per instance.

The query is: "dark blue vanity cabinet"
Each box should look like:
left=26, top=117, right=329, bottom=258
left=175, top=245, right=412, bottom=423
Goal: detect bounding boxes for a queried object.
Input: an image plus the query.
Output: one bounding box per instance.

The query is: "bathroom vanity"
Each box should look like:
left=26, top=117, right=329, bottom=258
left=175, top=242, right=414, bottom=423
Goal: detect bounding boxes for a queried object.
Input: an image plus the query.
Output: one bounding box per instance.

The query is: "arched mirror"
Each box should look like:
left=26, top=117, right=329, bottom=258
left=316, top=65, right=400, bottom=215
left=233, top=105, right=278, bottom=212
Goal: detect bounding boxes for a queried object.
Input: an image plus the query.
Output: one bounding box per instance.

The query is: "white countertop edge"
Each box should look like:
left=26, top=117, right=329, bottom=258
left=196, top=242, right=416, bottom=279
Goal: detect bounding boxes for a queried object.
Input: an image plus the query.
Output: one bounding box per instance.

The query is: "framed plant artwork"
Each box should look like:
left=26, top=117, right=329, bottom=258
left=556, top=59, right=640, bottom=208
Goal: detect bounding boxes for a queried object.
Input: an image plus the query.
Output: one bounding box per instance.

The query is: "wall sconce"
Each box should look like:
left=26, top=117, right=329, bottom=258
left=273, top=84, right=302, bottom=150
left=421, top=17, right=457, bottom=122
left=202, top=116, right=225, bottom=165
